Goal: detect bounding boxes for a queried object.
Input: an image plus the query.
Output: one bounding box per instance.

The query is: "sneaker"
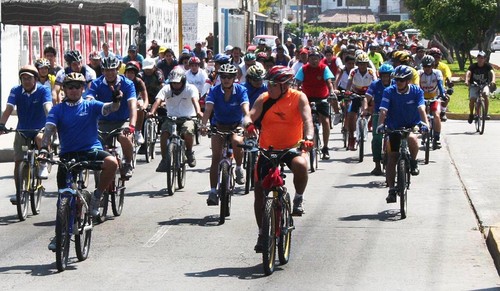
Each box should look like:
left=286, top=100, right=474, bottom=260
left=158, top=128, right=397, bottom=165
left=432, top=140, right=441, bottom=150
left=468, top=114, right=474, bottom=124
left=235, top=167, right=245, bottom=185
left=121, top=163, right=133, bottom=178
left=440, top=111, right=448, bottom=122
left=10, top=196, right=17, bottom=205
left=134, top=131, right=145, bottom=144
left=206, top=190, right=219, bottom=206
left=52, top=134, right=60, bottom=146
left=333, top=113, right=341, bottom=125
left=254, top=235, right=265, bottom=253
left=410, top=160, right=420, bottom=176
left=37, top=162, right=49, bottom=179
left=186, top=151, right=196, bottom=168
left=321, top=147, right=330, bottom=160
left=370, top=167, right=383, bottom=176
left=90, top=192, right=100, bottom=217
left=138, top=144, right=147, bottom=155
left=156, top=159, right=169, bottom=172
left=386, top=188, right=397, bottom=203
left=48, top=237, right=57, bottom=251
left=292, top=196, right=304, bottom=216
left=486, top=115, right=491, bottom=120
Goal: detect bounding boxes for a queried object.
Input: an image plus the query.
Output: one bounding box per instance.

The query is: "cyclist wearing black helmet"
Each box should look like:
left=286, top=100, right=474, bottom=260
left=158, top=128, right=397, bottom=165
left=125, top=61, right=149, bottom=144
left=86, top=56, right=138, bottom=178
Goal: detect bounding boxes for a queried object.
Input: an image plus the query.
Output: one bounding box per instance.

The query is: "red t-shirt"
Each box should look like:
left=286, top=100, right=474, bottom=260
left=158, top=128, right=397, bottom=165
left=301, top=63, right=329, bottom=99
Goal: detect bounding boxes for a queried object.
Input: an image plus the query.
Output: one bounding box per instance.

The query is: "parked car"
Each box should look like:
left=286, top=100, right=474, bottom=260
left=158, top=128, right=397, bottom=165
left=491, top=35, right=500, bottom=52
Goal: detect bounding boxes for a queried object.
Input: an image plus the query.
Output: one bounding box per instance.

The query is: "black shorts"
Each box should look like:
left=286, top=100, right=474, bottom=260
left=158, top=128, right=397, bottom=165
left=309, top=98, right=330, bottom=117
left=255, top=149, right=301, bottom=181
left=348, top=97, right=363, bottom=113
left=57, top=149, right=111, bottom=189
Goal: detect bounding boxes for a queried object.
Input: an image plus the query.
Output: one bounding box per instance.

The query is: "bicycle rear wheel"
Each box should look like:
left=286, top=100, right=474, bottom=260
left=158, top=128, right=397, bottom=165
left=278, top=191, right=293, bottom=265
left=96, top=191, right=108, bottom=224
left=218, top=163, right=230, bottom=224
left=397, top=159, right=408, bottom=219
left=56, top=197, right=71, bottom=272
left=144, top=119, right=152, bottom=163
left=76, top=190, right=92, bottom=261
left=111, top=178, right=125, bottom=216
left=424, top=132, right=430, bottom=164
left=31, top=182, right=44, bottom=215
left=358, top=118, right=365, bottom=163
left=166, top=142, right=176, bottom=195
left=480, top=100, right=486, bottom=135
left=244, top=151, right=255, bottom=194
left=177, top=145, right=186, bottom=189
left=262, top=198, right=276, bottom=275
left=16, top=161, right=30, bottom=221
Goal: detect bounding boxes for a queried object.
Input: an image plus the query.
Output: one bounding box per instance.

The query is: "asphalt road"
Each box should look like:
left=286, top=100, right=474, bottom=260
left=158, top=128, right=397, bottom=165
left=1, top=120, right=499, bottom=290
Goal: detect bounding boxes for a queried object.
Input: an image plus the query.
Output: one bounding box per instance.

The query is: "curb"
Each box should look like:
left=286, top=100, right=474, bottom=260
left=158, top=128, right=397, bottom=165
left=0, top=149, right=14, bottom=163
left=447, top=113, right=500, bottom=120
left=486, top=227, right=500, bottom=276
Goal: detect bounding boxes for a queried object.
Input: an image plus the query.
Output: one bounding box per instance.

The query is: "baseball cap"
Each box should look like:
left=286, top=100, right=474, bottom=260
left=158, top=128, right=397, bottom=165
left=128, top=45, right=138, bottom=52
left=299, top=48, right=309, bottom=55
left=142, top=58, right=155, bottom=70
left=287, top=37, right=292, bottom=42
left=159, top=46, right=167, bottom=53
left=183, top=44, right=192, bottom=51
left=225, top=45, right=234, bottom=52
left=195, top=40, right=202, bottom=45
left=477, top=51, right=486, bottom=57
left=181, top=48, right=190, bottom=55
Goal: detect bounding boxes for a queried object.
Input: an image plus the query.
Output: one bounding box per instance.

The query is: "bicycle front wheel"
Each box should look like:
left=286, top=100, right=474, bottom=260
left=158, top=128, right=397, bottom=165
left=262, top=198, right=276, bottom=275
left=424, top=132, right=430, bottom=165
left=96, top=191, right=109, bottom=224
left=397, top=159, right=408, bottom=219
left=358, top=118, right=365, bottom=163
left=177, top=145, right=186, bottom=189
left=75, top=190, right=92, bottom=261
left=56, top=197, right=71, bottom=272
left=480, top=100, right=486, bottom=135
left=16, top=161, right=30, bottom=221
left=218, top=163, right=230, bottom=224
left=278, top=192, right=293, bottom=265
left=144, top=119, right=152, bottom=163
left=244, top=151, right=255, bottom=194
left=31, top=182, right=44, bottom=215
left=166, top=142, right=176, bottom=195
left=111, top=178, right=125, bottom=216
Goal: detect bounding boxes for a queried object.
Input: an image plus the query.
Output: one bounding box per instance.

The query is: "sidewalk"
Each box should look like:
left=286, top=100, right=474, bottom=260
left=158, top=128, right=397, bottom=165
left=0, top=115, right=18, bottom=163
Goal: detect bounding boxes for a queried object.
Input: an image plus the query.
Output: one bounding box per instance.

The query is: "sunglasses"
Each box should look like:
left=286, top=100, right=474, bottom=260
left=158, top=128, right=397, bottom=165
left=220, top=74, right=234, bottom=80
left=267, top=81, right=282, bottom=87
left=395, top=78, right=407, bottom=83
left=65, top=83, right=83, bottom=89
left=249, top=77, right=263, bottom=82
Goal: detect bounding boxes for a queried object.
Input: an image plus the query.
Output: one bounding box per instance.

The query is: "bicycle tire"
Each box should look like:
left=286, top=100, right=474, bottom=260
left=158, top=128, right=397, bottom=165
left=219, top=162, right=230, bottom=224
left=16, top=161, right=30, bottom=221
left=309, top=148, right=316, bottom=173
left=177, top=145, right=186, bottom=189
left=314, top=128, right=320, bottom=169
left=149, top=122, right=157, bottom=161
left=475, top=100, right=482, bottom=133
left=244, top=151, right=254, bottom=194
left=480, top=100, right=486, bottom=135
left=424, top=132, right=430, bottom=165
left=278, top=191, right=293, bottom=265
left=76, top=190, right=92, bottom=261
left=111, top=178, right=125, bottom=216
left=56, top=197, right=71, bottom=272
left=166, top=142, right=176, bottom=195
left=30, top=182, right=44, bottom=215
left=262, top=198, right=276, bottom=275
left=358, top=118, right=365, bottom=163
left=144, top=119, right=152, bottom=163
left=96, top=191, right=109, bottom=224
left=397, top=159, right=407, bottom=219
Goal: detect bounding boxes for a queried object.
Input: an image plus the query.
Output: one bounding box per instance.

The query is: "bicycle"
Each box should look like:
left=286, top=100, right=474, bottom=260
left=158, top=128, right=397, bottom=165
left=209, top=127, right=241, bottom=225
left=258, top=146, right=295, bottom=276
left=40, top=157, right=101, bottom=272
left=337, top=90, right=349, bottom=149
left=308, top=101, right=323, bottom=173
left=163, top=115, right=191, bottom=196
left=6, top=129, right=48, bottom=221
left=385, top=127, right=414, bottom=219
left=351, top=93, right=368, bottom=162
left=471, top=80, right=488, bottom=135
left=142, top=108, right=161, bottom=163
left=240, top=137, right=258, bottom=194
left=422, top=97, right=440, bottom=164
left=97, top=128, right=128, bottom=223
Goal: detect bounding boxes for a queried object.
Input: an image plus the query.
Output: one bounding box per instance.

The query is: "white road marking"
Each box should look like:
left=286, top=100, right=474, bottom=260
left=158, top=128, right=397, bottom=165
left=143, top=225, right=173, bottom=248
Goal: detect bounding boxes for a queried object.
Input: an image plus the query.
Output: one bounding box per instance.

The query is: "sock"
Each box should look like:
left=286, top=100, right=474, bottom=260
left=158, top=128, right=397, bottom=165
left=294, top=193, right=303, bottom=200
left=94, top=189, right=103, bottom=199
left=210, top=187, right=216, bottom=193
left=434, top=131, right=440, bottom=140
left=236, top=165, right=242, bottom=171
left=442, top=106, right=447, bottom=112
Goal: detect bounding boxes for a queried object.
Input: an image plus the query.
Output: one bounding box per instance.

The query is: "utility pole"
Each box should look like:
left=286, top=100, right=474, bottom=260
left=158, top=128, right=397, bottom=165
left=178, top=0, right=183, bottom=56
left=300, top=0, right=304, bottom=39
left=346, top=0, right=349, bottom=27
left=214, top=0, right=219, bottom=54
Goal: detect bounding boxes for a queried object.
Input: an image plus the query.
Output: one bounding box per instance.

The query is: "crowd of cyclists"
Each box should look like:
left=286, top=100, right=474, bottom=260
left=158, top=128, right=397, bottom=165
left=0, top=28, right=497, bottom=255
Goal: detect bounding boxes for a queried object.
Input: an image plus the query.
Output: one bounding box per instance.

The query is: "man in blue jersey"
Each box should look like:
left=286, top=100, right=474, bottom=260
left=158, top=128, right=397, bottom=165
left=365, top=63, right=394, bottom=176
left=200, top=64, right=253, bottom=206
left=376, top=65, right=429, bottom=203
left=85, top=56, right=138, bottom=178
left=0, top=65, right=53, bottom=204
left=242, top=65, right=268, bottom=108
left=41, top=72, right=121, bottom=250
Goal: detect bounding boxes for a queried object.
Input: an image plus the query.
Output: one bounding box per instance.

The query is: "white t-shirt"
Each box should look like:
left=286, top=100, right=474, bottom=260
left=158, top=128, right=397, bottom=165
left=155, top=83, right=199, bottom=117
left=186, top=69, right=211, bottom=96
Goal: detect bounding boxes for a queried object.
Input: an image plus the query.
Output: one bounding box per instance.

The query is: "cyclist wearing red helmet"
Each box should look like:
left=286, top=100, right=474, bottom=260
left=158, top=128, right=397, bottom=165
left=250, top=65, right=314, bottom=251
left=186, top=57, right=211, bottom=110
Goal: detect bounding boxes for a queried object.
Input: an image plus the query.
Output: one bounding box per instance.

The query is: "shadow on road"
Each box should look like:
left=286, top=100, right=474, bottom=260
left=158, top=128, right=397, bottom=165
left=333, top=180, right=386, bottom=189
left=0, top=214, right=20, bottom=225
left=0, top=262, right=74, bottom=276
left=184, top=264, right=268, bottom=280
left=0, top=175, right=14, bottom=181
left=446, top=131, right=480, bottom=136
left=338, top=209, right=401, bottom=222
left=158, top=215, right=221, bottom=227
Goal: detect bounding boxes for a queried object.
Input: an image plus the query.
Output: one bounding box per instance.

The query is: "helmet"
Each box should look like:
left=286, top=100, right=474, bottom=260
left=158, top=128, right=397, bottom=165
left=355, top=52, right=369, bottom=63
left=392, top=51, right=411, bottom=63
left=19, top=65, right=39, bottom=78
left=63, top=72, right=86, bottom=85
left=308, top=51, right=322, bottom=58
left=264, top=65, right=295, bottom=84
left=213, top=53, right=230, bottom=64
left=64, top=50, right=83, bottom=64
left=421, top=55, right=435, bottom=67
left=101, top=56, right=120, bottom=69
left=244, top=53, right=257, bottom=62
left=142, top=58, right=155, bottom=70
left=188, top=56, right=201, bottom=65
left=89, top=51, right=101, bottom=61
left=168, top=67, right=187, bottom=95
left=246, top=65, right=266, bottom=80
left=34, top=58, right=50, bottom=69
left=428, top=47, right=442, bottom=56
left=125, top=61, right=141, bottom=73
left=218, top=63, right=238, bottom=75
left=256, top=52, right=268, bottom=60
left=378, top=63, right=394, bottom=74
left=392, top=65, right=413, bottom=80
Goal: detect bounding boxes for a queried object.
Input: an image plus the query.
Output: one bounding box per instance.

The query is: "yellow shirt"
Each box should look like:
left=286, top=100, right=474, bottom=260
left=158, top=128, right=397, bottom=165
left=436, top=62, right=452, bottom=81
left=410, top=66, right=419, bottom=85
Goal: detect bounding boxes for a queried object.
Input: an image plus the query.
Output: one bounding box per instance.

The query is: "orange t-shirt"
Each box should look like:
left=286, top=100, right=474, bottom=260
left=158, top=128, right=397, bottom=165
left=259, top=89, right=304, bottom=150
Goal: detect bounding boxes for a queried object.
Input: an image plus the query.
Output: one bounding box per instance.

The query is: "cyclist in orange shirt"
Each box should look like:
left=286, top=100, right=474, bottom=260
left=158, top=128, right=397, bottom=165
left=249, top=65, right=313, bottom=252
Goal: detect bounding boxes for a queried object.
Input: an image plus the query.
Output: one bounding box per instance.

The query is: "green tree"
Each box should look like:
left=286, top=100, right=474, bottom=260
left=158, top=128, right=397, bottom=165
left=405, top=0, right=500, bottom=70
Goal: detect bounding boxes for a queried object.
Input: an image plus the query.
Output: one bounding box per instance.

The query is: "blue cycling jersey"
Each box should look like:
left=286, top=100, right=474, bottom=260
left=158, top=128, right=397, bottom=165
left=366, top=79, right=390, bottom=114
left=379, top=84, right=425, bottom=129
left=206, top=83, right=249, bottom=125
left=242, top=82, right=268, bottom=109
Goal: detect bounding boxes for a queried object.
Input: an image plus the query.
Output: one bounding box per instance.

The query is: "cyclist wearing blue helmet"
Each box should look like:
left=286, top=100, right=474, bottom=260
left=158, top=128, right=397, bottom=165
left=365, top=63, right=394, bottom=175
left=209, top=53, right=230, bottom=86
left=376, top=65, right=429, bottom=204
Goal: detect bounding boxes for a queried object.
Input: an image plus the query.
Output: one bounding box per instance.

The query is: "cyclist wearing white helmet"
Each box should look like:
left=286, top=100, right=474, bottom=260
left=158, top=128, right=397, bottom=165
left=35, top=58, right=56, bottom=90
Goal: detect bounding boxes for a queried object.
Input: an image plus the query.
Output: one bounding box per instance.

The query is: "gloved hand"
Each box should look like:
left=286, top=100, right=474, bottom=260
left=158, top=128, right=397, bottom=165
left=302, top=140, right=314, bottom=151
left=38, top=148, right=49, bottom=159
left=0, top=123, right=7, bottom=134
left=245, top=123, right=257, bottom=136
left=124, top=124, right=135, bottom=135
left=376, top=124, right=385, bottom=134
left=419, top=122, right=429, bottom=133
left=112, top=85, right=122, bottom=103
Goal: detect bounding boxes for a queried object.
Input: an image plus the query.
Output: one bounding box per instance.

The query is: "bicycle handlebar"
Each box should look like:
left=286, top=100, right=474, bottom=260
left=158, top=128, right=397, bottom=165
left=37, top=157, right=103, bottom=171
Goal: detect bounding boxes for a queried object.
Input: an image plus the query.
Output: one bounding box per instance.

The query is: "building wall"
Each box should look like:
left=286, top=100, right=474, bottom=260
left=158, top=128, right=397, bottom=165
left=323, top=0, right=401, bottom=15
left=182, top=3, right=214, bottom=48
left=1, top=25, right=23, bottom=112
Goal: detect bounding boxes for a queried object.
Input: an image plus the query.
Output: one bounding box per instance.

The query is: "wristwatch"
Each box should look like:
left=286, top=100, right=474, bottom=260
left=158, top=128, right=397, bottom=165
left=305, top=135, right=313, bottom=141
